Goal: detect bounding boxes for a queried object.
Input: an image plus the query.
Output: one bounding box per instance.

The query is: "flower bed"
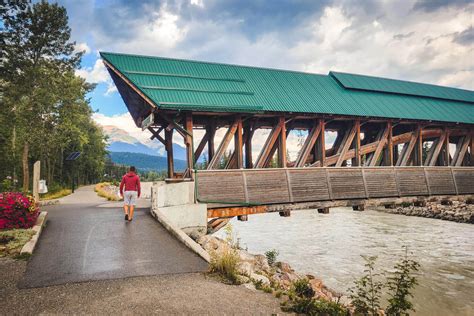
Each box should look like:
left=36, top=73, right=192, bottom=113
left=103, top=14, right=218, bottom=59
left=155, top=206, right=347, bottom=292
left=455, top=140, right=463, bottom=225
left=0, top=192, right=39, bottom=229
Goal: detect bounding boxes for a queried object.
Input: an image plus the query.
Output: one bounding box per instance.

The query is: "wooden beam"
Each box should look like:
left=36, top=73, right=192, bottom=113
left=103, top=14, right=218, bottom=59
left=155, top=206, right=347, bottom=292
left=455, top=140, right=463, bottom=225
left=452, top=135, right=471, bottom=166
left=414, top=125, right=423, bottom=166
left=165, top=129, right=174, bottom=178
left=425, top=131, right=446, bottom=166
left=295, top=121, right=321, bottom=167
left=207, top=205, right=268, bottom=218
left=234, top=115, right=243, bottom=169
left=254, top=122, right=282, bottom=168
left=398, top=130, right=418, bottom=166
left=369, top=124, right=390, bottom=166
left=384, top=121, right=393, bottom=166
left=185, top=114, right=193, bottom=172
left=194, top=131, right=209, bottom=163
left=336, top=123, right=357, bottom=167
left=207, top=120, right=239, bottom=169
left=207, top=122, right=216, bottom=162
left=424, top=138, right=439, bottom=166
left=352, top=120, right=361, bottom=167
left=444, top=128, right=450, bottom=166
left=315, top=119, right=325, bottom=166
left=471, top=130, right=474, bottom=166
left=244, top=123, right=253, bottom=168
left=278, top=117, right=287, bottom=168
left=148, top=127, right=165, bottom=145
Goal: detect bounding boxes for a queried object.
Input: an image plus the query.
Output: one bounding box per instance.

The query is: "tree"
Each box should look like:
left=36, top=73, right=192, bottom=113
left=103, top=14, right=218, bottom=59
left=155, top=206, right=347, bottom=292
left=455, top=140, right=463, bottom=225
left=2, top=0, right=82, bottom=191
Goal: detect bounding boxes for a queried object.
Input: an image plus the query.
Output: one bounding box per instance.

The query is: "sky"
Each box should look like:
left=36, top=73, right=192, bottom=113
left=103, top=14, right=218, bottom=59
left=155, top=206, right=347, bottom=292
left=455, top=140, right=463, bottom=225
left=60, top=0, right=473, bottom=156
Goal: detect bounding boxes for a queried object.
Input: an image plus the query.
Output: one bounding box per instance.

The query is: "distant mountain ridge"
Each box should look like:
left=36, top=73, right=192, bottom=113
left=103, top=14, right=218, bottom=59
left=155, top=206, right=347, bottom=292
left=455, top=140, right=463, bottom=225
left=108, top=152, right=186, bottom=172
left=100, top=124, right=186, bottom=159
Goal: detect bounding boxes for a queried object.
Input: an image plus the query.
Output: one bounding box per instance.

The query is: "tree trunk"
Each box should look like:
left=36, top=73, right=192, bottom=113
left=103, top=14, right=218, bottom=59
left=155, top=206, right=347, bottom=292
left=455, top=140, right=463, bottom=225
left=22, top=142, right=29, bottom=192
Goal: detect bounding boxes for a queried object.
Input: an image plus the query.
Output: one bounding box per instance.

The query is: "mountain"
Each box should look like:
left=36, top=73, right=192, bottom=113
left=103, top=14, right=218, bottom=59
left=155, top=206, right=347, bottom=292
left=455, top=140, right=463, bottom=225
left=108, top=152, right=187, bottom=171
left=100, top=125, right=187, bottom=160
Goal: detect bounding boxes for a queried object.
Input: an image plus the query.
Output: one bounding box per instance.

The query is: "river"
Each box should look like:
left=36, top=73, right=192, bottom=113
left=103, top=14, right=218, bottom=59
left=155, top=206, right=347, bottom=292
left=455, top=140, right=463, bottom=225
left=216, top=208, right=474, bottom=316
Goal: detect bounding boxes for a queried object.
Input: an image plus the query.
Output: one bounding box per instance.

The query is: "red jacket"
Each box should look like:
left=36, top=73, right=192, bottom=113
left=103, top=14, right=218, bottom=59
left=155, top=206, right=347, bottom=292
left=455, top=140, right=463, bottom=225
left=120, top=172, right=141, bottom=197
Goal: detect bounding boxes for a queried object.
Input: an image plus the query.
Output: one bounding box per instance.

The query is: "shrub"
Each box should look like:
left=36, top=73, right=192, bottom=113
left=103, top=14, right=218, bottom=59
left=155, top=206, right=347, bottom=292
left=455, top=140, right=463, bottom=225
left=265, top=249, right=279, bottom=266
left=292, top=278, right=315, bottom=299
left=41, top=188, right=72, bottom=200
left=386, top=247, right=420, bottom=315
left=348, top=256, right=383, bottom=316
left=0, top=192, right=39, bottom=229
left=94, top=183, right=121, bottom=201
left=209, top=247, right=240, bottom=284
left=282, top=297, right=349, bottom=316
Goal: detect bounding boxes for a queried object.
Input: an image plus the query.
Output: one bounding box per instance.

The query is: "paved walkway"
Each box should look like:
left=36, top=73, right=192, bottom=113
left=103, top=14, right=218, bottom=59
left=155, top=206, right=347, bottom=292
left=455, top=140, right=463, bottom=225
left=19, top=185, right=208, bottom=288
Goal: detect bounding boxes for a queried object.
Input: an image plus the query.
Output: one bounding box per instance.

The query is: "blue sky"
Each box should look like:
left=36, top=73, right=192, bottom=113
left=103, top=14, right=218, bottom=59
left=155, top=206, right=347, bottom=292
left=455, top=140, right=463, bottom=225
left=58, top=0, right=473, bottom=154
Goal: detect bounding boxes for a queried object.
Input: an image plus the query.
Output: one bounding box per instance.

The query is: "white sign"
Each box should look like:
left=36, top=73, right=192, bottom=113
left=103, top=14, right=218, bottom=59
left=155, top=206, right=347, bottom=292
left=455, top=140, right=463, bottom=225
left=141, top=113, right=154, bottom=131
left=39, top=180, right=48, bottom=194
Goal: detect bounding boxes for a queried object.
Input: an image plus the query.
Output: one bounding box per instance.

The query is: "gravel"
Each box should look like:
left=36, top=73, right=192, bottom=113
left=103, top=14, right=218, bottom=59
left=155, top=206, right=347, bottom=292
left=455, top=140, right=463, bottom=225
left=1, top=258, right=282, bottom=315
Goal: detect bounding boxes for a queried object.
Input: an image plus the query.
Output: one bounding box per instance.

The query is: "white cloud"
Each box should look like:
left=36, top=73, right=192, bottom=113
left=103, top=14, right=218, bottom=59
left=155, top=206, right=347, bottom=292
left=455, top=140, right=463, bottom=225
left=74, top=42, right=91, bottom=54
left=76, top=58, right=117, bottom=96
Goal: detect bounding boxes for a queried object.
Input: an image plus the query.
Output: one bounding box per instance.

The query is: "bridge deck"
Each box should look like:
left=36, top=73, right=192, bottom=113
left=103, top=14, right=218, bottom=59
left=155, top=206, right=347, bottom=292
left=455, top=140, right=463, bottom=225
left=196, top=167, right=474, bottom=213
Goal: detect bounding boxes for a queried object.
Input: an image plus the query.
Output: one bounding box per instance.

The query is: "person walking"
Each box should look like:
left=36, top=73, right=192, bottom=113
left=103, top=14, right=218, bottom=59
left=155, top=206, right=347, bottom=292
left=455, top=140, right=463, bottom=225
left=119, top=166, right=141, bottom=222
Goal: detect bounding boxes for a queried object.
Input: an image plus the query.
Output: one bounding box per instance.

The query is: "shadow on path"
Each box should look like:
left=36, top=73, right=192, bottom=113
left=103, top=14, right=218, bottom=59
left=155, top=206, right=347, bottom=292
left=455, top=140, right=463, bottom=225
left=19, top=186, right=208, bottom=288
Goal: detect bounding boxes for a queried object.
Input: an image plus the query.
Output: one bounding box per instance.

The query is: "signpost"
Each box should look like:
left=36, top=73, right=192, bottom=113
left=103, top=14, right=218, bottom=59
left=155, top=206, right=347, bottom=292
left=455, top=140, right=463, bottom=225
left=141, top=113, right=154, bottom=131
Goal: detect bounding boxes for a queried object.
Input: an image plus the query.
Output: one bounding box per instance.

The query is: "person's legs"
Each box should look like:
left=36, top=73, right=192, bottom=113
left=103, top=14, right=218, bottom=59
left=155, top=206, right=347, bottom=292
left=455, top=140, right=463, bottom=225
left=128, top=191, right=137, bottom=221
left=123, top=191, right=131, bottom=219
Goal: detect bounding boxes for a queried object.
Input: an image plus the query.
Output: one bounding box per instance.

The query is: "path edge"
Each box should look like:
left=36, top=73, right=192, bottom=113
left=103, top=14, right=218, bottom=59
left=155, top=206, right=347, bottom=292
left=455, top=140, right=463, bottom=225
left=21, top=211, right=48, bottom=255
left=150, top=208, right=211, bottom=263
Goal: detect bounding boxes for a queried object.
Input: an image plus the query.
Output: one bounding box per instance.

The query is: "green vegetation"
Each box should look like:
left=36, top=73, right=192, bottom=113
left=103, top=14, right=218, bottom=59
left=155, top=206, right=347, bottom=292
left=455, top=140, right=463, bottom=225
left=0, top=229, right=36, bottom=258
left=1, top=1, right=107, bottom=193
left=94, top=183, right=121, bottom=201
left=265, top=249, right=279, bottom=267
left=348, top=256, right=383, bottom=315
left=108, top=152, right=187, bottom=173
left=348, top=248, right=420, bottom=316
left=41, top=188, right=72, bottom=200
left=209, top=224, right=241, bottom=285
left=282, top=278, right=348, bottom=315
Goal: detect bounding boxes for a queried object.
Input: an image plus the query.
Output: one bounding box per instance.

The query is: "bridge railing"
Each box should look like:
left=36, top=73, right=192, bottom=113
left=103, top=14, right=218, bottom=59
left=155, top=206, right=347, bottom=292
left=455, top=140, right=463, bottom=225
left=195, top=167, right=474, bottom=208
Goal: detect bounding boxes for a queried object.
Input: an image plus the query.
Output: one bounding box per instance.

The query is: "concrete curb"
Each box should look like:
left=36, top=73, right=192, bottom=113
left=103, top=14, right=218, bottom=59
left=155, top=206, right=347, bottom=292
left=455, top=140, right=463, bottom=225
left=20, top=211, right=48, bottom=255
left=150, top=208, right=211, bottom=263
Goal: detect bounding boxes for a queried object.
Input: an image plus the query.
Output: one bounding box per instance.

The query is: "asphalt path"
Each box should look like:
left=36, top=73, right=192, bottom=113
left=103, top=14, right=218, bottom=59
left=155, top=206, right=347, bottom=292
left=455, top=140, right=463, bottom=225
left=19, top=185, right=208, bottom=288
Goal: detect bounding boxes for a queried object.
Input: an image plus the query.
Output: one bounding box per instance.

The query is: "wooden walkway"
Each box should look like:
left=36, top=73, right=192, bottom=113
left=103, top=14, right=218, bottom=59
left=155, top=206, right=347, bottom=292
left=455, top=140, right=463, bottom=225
left=196, top=167, right=474, bottom=214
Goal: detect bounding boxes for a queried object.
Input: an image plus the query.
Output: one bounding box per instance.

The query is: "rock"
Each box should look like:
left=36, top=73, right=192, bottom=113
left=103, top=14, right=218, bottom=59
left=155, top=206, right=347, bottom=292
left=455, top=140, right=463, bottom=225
left=254, top=254, right=271, bottom=273
left=241, top=283, right=257, bottom=291
left=276, top=261, right=293, bottom=273
left=236, top=275, right=250, bottom=284
left=238, top=261, right=254, bottom=276
left=309, top=278, right=323, bottom=291
left=250, top=273, right=270, bottom=286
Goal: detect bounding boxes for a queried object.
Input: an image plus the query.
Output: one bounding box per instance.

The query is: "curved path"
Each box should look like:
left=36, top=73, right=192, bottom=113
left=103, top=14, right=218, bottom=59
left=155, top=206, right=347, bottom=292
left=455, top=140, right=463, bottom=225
left=19, top=185, right=207, bottom=288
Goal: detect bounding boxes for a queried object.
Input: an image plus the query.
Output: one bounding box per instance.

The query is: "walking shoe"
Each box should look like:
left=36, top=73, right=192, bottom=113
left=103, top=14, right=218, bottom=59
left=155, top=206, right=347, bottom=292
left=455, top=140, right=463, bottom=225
left=125, top=214, right=128, bottom=221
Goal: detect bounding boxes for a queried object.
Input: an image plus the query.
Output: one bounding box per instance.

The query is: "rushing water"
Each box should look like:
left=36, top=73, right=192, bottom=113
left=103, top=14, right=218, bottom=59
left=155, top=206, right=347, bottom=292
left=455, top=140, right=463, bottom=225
left=216, top=208, right=474, bottom=316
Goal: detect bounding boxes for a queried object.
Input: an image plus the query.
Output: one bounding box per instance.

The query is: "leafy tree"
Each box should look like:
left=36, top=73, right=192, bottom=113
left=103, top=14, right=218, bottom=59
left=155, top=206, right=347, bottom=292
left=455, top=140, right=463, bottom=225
left=385, top=248, right=420, bottom=316
left=348, top=256, right=384, bottom=315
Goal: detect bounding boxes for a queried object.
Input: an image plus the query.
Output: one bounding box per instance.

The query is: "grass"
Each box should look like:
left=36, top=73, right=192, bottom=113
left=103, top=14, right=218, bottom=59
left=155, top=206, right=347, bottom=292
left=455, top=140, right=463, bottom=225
left=94, top=182, right=122, bottom=201
left=41, top=188, right=72, bottom=200
left=0, top=229, right=36, bottom=258
left=209, top=247, right=241, bottom=285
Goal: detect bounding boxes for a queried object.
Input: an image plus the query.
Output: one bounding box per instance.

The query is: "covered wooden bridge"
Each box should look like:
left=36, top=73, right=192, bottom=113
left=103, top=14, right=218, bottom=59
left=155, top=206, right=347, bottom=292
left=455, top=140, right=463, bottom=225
left=101, top=52, right=474, bottom=224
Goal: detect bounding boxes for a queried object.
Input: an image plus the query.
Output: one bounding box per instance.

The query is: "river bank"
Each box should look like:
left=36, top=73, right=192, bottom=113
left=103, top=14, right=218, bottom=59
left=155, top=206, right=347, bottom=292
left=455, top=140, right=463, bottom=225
left=377, top=199, right=474, bottom=223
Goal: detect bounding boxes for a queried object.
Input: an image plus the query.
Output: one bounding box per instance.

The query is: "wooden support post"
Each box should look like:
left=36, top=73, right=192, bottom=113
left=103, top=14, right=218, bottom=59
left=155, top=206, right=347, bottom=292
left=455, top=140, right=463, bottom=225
left=398, top=130, right=417, bottom=166
left=352, top=120, right=361, bottom=167
left=444, top=128, right=450, bottom=166
left=33, top=161, right=40, bottom=201
left=207, top=122, right=216, bottom=162
left=317, top=208, right=329, bottom=214
left=278, top=117, right=287, bottom=168
left=279, top=210, right=291, bottom=217
left=426, top=132, right=446, bottom=166
left=315, top=119, right=325, bottom=166
left=234, top=115, right=243, bottom=169
left=336, top=123, right=357, bottom=167
left=369, top=124, right=390, bottom=167
left=452, top=135, right=471, bottom=166
left=295, top=121, right=321, bottom=167
left=165, top=129, right=174, bottom=178
left=245, top=124, right=253, bottom=168
left=194, top=131, right=209, bottom=163
left=414, top=125, right=423, bottom=166
left=254, top=121, right=282, bottom=168
left=384, top=121, right=393, bottom=166
left=471, top=130, right=474, bottom=166
left=185, top=114, right=193, bottom=172
left=208, top=120, right=238, bottom=169
left=352, top=204, right=365, bottom=211
left=237, top=215, right=248, bottom=221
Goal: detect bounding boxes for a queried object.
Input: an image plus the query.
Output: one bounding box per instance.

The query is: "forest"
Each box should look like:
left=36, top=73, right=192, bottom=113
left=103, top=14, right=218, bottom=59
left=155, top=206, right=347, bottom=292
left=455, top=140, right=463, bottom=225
left=1, top=1, right=108, bottom=192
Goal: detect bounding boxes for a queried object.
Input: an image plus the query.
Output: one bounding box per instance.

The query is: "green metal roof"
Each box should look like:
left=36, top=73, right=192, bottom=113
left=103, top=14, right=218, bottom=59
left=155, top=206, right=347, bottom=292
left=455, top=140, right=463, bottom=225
left=330, top=71, right=474, bottom=103
left=100, top=52, right=474, bottom=124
